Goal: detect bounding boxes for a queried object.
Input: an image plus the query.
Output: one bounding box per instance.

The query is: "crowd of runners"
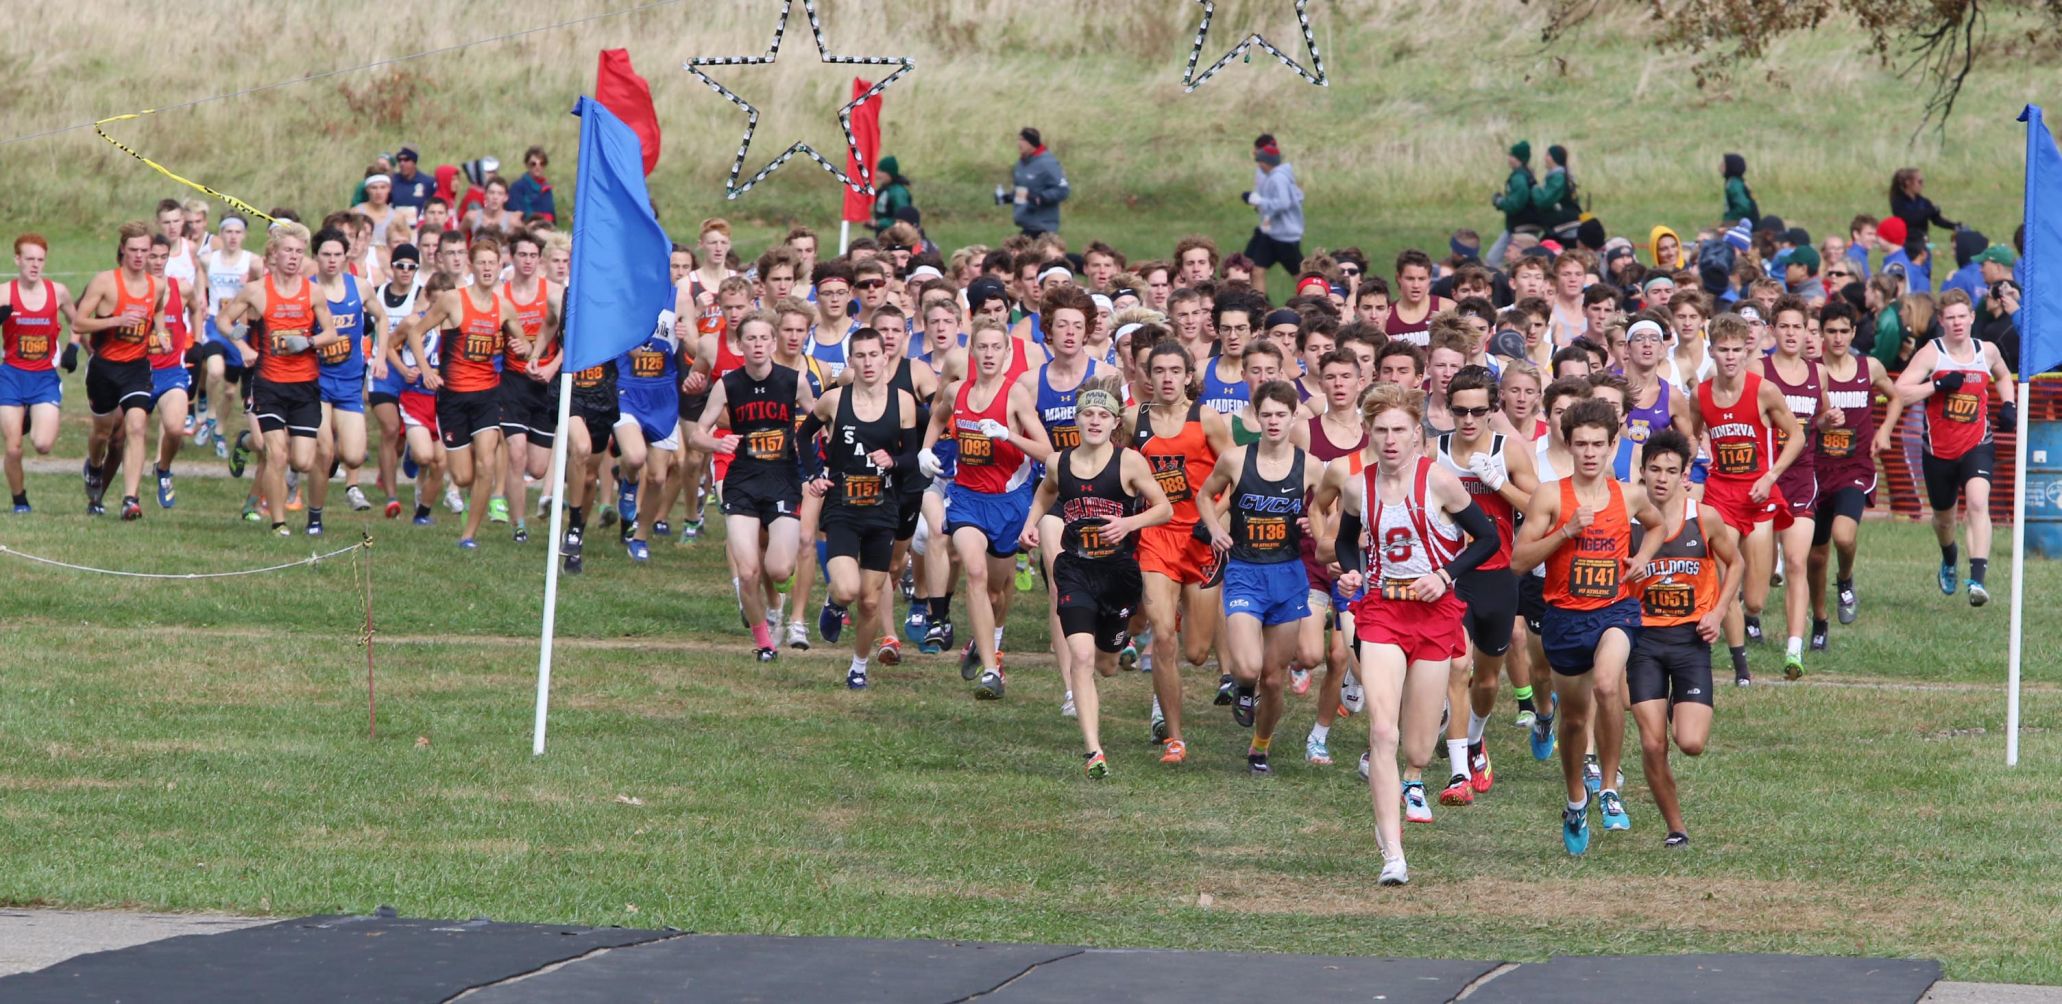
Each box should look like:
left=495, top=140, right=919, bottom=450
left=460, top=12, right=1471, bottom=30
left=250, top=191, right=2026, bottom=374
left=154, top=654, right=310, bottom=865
left=0, top=139, right=2023, bottom=884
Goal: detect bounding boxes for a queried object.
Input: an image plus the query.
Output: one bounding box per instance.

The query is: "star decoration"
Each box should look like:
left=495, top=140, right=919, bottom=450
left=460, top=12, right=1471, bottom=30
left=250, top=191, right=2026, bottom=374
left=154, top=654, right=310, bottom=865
left=1182, top=0, right=1327, bottom=92
left=684, top=0, right=915, bottom=200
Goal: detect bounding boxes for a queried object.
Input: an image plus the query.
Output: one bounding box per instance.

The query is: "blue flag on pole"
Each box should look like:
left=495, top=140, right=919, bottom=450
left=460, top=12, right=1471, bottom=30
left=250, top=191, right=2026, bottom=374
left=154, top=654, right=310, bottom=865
left=563, top=95, right=671, bottom=374
left=2021, top=105, right=2062, bottom=376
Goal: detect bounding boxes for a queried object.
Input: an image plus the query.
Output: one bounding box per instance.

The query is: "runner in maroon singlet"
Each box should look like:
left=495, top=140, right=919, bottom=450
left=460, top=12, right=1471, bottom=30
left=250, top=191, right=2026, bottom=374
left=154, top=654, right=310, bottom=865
left=1297, top=347, right=1370, bottom=766
left=1806, top=299, right=1903, bottom=649
left=1759, top=295, right=1841, bottom=677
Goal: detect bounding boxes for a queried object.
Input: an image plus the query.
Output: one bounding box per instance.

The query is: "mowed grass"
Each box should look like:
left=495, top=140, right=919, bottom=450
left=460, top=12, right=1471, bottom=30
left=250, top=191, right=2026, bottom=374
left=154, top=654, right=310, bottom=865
left=2, top=463, right=2062, bottom=983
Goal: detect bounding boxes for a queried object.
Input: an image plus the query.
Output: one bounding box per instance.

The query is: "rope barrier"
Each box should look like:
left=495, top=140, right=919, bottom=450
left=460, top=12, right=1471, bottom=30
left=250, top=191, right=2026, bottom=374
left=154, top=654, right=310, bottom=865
left=0, top=538, right=367, bottom=578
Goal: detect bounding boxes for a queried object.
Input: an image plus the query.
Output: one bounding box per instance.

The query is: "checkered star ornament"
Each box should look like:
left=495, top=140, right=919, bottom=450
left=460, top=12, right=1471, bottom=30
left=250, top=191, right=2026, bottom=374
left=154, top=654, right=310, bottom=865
left=684, top=0, right=915, bottom=200
left=1182, top=0, right=1328, bottom=92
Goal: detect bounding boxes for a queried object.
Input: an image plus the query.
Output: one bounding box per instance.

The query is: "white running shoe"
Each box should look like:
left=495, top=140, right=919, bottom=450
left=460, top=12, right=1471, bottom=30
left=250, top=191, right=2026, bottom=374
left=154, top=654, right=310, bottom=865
left=1403, top=782, right=1434, bottom=824
left=345, top=486, right=372, bottom=511
left=784, top=620, right=809, bottom=650
left=1378, top=857, right=1409, bottom=887
left=1358, top=751, right=1371, bottom=782
left=444, top=485, right=466, bottom=513
left=1061, top=691, right=1077, bottom=718
left=1342, top=671, right=1366, bottom=715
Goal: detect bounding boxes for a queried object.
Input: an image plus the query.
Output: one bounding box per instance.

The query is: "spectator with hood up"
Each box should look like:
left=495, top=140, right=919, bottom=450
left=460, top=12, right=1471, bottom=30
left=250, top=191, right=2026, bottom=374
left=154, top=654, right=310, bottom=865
left=1649, top=225, right=1685, bottom=271
left=1721, top=153, right=1757, bottom=226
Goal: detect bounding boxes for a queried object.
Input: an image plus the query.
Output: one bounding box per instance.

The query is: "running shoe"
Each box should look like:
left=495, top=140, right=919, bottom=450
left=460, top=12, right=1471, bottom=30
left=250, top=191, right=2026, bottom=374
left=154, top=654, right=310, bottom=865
left=213, top=433, right=228, bottom=461
left=786, top=621, right=810, bottom=651
left=412, top=511, right=433, bottom=527
left=874, top=636, right=902, bottom=666
left=617, top=481, right=638, bottom=525
left=959, top=641, right=981, bottom=681
left=899, top=566, right=916, bottom=602
left=513, top=525, right=530, bottom=544
left=272, top=523, right=290, bottom=538
left=403, top=455, right=419, bottom=480
left=345, top=485, right=372, bottom=512
left=903, top=609, right=929, bottom=644
left=1084, top=750, right=1108, bottom=779
left=1358, top=751, right=1371, bottom=782
left=384, top=499, right=402, bottom=519
left=1664, top=831, right=1690, bottom=849
left=156, top=469, right=175, bottom=509
left=487, top=497, right=510, bottom=524
left=536, top=496, right=553, bottom=519
left=1013, top=554, right=1034, bottom=592
left=1837, top=582, right=1859, bottom=624
left=82, top=457, right=104, bottom=505
left=1563, top=800, right=1591, bottom=855
left=846, top=665, right=868, bottom=689
left=1743, top=615, right=1763, bottom=645
left=228, top=434, right=251, bottom=478
left=621, top=519, right=637, bottom=545
left=182, top=413, right=196, bottom=436
left=1583, top=755, right=1603, bottom=796
left=1969, top=581, right=1990, bottom=607
left=1305, top=734, right=1333, bottom=766
left=1159, top=738, right=1188, bottom=764
left=756, top=647, right=778, bottom=663
left=627, top=539, right=649, bottom=562
left=194, top=392, right=208, bottom=417
left=598, top=507, right=618, bottom=529
left=1468, top=742, right=1493, bottom=794
left=1150, top=701, right=1170, bottom=744
left=306, top=515, right=324, bottom=537
left=285, top=483, right=303, bottom=512
left=444, top=485, right=465, bottom=513
left=562, top=530, right=584, bottom=575
left=1378, top=858, right=1409, bottom=887
left=1403, top=781, right=1433, bottom=823
left=119, top=496, right=142, bottom=521
left=1784, top=653, right=1804, bottom=681
left=1247, top=752, right=1273, bottom=777
left=1061, top=691, right=1077, bottom=718
left=1439, top=773, right=1474, bottom=806
left=1290, top=668, right=1311, bottom=695
left=920, top=620, right=948, bottom=655
left=1600, top=789, right=1630, bottom=831
left=1735, top=666, right=1754, bottom=687
left=974, top=669, right=1006, bottom=700
left=1810, top=619, right=1829, bottom=652
left=682, top=519, right=703, bottom=541
left=653, top=519, right=671, bottom=538
left=1515, top=708, right=1537, bottom=728
left=1340, top=671, right=1366, bottom=716
left=1938, top=562, right=1958, bottom=596
left=11, top=501, right=27, bottom=515
left=1215, top=673, right=1237, bottom=706
left=1118, top=641, right=1139, bottom=671
left=457, top=537, right=478, bottom=550
left=1232, top=685, right=1256, bottom=728
left=1530, top=713, right=1557, bottom=761
left=194, top=417, right=215, bottom=447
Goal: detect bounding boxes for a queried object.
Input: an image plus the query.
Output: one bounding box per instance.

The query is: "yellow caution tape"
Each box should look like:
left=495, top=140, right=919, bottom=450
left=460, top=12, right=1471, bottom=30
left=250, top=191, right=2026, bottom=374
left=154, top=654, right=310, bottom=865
left=94, top=110, right=275, bottom=224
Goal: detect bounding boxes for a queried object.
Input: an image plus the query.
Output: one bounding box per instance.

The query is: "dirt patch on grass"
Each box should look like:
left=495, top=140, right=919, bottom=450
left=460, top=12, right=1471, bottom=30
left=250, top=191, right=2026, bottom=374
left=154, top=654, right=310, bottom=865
left=0, top=774, right=140, bottom=791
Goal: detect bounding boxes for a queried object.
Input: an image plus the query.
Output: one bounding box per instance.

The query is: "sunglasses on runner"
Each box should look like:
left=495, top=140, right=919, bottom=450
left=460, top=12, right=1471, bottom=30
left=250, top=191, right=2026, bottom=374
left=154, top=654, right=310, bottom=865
left=855, top=279, right=887, bottom=290
left=1452, top=406, right=1494, bottom=418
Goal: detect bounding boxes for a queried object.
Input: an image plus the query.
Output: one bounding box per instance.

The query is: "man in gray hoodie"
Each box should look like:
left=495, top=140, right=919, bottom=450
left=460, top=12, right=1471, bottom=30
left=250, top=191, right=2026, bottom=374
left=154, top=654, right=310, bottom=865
left=1242, top=133, right=1306, bottom=295
left=1010, top=127, right=1069, bottom=236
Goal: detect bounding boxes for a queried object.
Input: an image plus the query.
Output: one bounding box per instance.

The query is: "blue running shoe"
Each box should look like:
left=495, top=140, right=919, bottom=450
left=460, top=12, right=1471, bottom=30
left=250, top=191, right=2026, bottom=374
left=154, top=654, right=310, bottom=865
left=617, top=480, right=638, bottom=526
left=457, top=537, right=478, bottom=550
left=1938, top=562, right=1958, bottom=596
left=903, top=608, right=928, bottom=644
left=653, top=519, right=671, bottom=538
left=1563, top=800, right=1591, bottom=855
left=1600, top=790, right=1630, bottom=831
left=412, top=513, right=433, bottom=526
left=846, top=666, right=868, bottom=690
left=156, top=469, right=175, bottom=509
left=627, top=539, right=650, bottom=562
left=11, top=501, right=28, bottom=514
left=819, top=601, right=846, bottom=645
left=1530, top=713, right=1557, bottom=762
left=403, top=455, right=419, bottom=480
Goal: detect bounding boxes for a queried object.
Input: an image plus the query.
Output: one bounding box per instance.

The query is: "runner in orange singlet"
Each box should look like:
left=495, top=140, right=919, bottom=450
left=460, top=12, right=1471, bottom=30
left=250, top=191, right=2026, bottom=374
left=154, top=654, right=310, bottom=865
left=71, top=221, right=172, bottom=519
left=216, top=221, right=340, bottom=536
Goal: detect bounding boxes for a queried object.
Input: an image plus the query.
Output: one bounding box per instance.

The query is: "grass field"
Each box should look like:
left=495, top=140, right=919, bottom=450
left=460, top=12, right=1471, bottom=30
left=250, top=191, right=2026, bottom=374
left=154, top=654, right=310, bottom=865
left=5, top=0, right=2056, bottom=278
left=1, top=452, right=2060, bottom=984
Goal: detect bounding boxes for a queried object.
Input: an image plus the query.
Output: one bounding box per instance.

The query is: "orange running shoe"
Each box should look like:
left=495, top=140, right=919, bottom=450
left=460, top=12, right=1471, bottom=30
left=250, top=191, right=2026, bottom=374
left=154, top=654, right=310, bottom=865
left=1158, top=739, right=1188, bottom=765
left=1439, top=773, right=1474, bottom=806
left=1469, top=742, right=1494, bottom=794
left=285, top=484, right=304, bottom=512
left=874, top=636, right=902, bottom=666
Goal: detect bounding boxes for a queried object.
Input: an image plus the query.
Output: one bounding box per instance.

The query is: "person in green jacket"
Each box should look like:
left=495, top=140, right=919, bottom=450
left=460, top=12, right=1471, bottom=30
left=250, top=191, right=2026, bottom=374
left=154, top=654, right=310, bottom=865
left=870, top=155, right=914, bottom=234
left=1487, top=140, right=1536, bottom=264
left=1531, top=144, right=1581, bottom=241
left=1722, top=153, right=1758, bottom=226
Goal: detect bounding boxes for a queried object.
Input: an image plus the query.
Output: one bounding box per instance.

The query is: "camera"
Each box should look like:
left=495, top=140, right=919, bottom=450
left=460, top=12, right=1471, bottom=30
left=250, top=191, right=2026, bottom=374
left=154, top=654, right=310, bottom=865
left=993, top=184, right=1010, bottom=206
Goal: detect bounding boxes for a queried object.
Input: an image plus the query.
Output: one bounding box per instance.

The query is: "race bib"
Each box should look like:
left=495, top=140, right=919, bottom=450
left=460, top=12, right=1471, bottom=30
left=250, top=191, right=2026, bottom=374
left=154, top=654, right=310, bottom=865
left=1819, top=427, right=1855, bottom=459
left=744, top=428, right=788, bottom=461
left=842, top=474, right=884, bottom=507
left=1642, top=581, right=1695, bottom=620
left=1050, top=424, right=1081, bottom=449
left=958, top=431, right=993, bottom=466
left=1714, top=440, right=1759, bottom=476
left=629, top=349, right=666, bottom=379
left=16, top=332, right=49, bottom=361
left=317, top=337, right=353, bottom=365
left=1149, top=455, right=1191, bottom=503
left=1378, top=578, right=1420, bottom=602
left=1944, top=390, right=1981, bottom=424
left=1075, top=522, right=1110, bottom=558
left=1242, top=515, right=1288, bottom=552
left=1568, top=555, right=1620, bottom=601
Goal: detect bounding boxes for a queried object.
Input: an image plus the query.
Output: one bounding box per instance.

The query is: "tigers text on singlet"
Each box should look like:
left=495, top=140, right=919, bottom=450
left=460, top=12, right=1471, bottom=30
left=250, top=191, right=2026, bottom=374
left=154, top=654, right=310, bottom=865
left=1698, top=372, right=1770, bottom=483
left=1542, top=477, right=1631, bottom=612
left=440, top=287, right=505, bottom=394
left=1229, top=447, right=1306, bottom=565
left=1056, top=446, right=1137, bottom=560
left=257, top=275, right=317, bottom=383
left=1631, top=496, right=1720, bottom=627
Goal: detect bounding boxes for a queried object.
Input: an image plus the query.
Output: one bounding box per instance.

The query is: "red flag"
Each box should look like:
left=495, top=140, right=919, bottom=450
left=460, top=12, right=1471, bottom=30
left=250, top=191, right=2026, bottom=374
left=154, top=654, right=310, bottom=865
left=843, top=77, right=881, bottom=224
left=596, top=49, right=661, bottom=175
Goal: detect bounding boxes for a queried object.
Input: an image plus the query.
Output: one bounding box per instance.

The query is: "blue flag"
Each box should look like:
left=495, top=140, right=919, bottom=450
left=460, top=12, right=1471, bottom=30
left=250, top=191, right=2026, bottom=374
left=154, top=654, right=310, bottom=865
left=563, top=96, right=671, bottom=374
left=2021, top=105, right=2062, bottom=377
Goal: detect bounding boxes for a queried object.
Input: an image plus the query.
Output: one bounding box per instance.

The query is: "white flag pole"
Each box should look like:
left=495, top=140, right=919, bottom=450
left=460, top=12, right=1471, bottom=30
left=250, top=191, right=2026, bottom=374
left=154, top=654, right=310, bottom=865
left=838, top=219, right=851, bottom=256
left=2007, top=380, right=2029, bottom=767
left=532, top=368, right=576, bottom=756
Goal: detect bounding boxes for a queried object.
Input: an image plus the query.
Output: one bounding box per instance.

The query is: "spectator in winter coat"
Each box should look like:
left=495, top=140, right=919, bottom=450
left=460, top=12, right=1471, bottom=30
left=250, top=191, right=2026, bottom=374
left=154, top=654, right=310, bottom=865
left=1721, top=153, right=1757, bottom=226
left=1010, top=128, right=1069, bottom=236
left=1889, top=167, right=1959, bottom=251
left=507, top=146, right=556, bottom=222
left=1531, top=144, right=1581, bottom=241
left=869, top=155, right=914, bottom=233
left=1488, top=140, right=1537, bottom=265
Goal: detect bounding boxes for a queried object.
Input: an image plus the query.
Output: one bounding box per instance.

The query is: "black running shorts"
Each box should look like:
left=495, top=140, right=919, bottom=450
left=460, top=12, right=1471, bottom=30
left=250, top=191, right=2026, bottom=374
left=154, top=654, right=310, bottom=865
left=1054, top=552, right=1143, bottom=653
left=1627, top=623, right=1715, bottom=707
left=1455, top=566, right=1518, bottom=656
left=1921, top=444, right=1994, bottom=512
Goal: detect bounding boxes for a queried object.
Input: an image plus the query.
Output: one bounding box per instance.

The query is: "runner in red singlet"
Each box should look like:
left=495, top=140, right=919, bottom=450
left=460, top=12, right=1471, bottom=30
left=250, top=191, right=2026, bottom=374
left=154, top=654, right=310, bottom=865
left=1894, top=288, right=2015, bottom=607
left=1, top=234, right=78, bottom=513
left=145, top=236, right=207, bottom=509
left=1807, top=299, right=1903, bottom=646
left=1691, top=312, right=1805, bottom=686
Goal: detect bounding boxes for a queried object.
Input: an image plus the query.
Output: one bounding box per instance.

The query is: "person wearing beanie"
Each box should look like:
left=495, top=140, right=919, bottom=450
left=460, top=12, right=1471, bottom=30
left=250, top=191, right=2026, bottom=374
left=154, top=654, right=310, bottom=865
left=1531, top=143, right=1582, bottom=242
left=1876, top=215, right=1931, bottom=293
left=1941, top=228, right=1989, bottom=302
left=1009, top=127, right=1069, bottom=236
left=1488, top=140, right=1539, bottom=264
left=868, top=154, right=914, bottom=233
left=1240, top=134, right=1306, bottom=295
left=1721, top=153, right=1758, bottom=226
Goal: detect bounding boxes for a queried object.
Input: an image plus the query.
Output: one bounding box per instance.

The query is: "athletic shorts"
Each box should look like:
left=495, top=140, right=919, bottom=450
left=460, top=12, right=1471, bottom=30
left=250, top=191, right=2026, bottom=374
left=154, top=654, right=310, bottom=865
left=943, top=481, right=1033, bottom=557
left=1454, top=566, right=1518, bottom=656
left=1137, top=522, right=1216, bottom=585
left=1221, top=559, right=1309, bottom=626
left=1811, top=486, right=1871, bottom=548
left=1054, top=551, right=1143, bottom=652
left=148, top=364, right=190, bottom=407
left=570, top=397, right=619, bottom=455
left=86, top=356, right=153, bottom=416
left=1331, top=579, right=1366, bottom=632
left=1519, top=572, right=1547, bottom=635
left=1354, top=590, right=1467, bottom=664
left=1243, top=228, right=1304, bottom=272
left=895, top=488, right=924, bottom=541
left=399, top=390, right=438, bottom=435
left=1541, top=597, right=1644, bottom=677
left=252, top=377, right=321, bottom=437
left=721, top=473, right=802, bottom=524
left=1774, top=463, right=1818, bottom=518
left=436, top=387, right=502, bottom=449
left=318, top=371, right=366, bottom=412
left=616, top=383, right=680, bottom=452
left=368, top=364, right=407, bottom=402
left=1688, top=456, right=1710, bottom=485
left=824, top=507, right=897, bottom=572
left=1627, top=623, right=1715, bottom=707
left=680, top=390, right=710, bottom=425
left=1701, top=476, right=1790, bottom=537
left=1922, top=444, right=1994, bottom=512
left=0, top=365, right=61, bottom=408
left=368, top=391, right=400, bottom=410
left=201, top=320, right=248, bottom=375
left=499, top=373, right=555, bottom=446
